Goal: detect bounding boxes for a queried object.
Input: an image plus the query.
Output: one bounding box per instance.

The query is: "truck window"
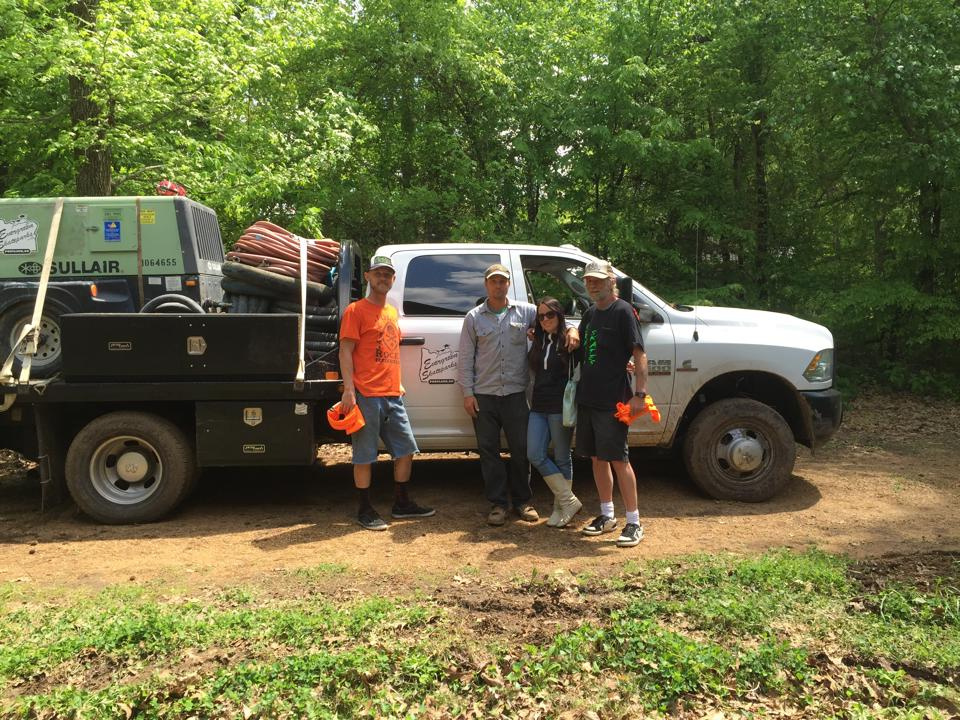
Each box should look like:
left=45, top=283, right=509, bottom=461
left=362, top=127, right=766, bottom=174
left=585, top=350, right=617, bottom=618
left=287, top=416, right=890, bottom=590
left=403, top=253, right=500, bottom=316
left=519, top=255, right=590, bottom=318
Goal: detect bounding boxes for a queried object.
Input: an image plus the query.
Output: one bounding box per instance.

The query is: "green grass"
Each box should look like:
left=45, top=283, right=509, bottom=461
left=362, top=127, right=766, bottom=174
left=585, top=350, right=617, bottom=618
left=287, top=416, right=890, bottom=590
left=2, top=549, right=957, bottom=719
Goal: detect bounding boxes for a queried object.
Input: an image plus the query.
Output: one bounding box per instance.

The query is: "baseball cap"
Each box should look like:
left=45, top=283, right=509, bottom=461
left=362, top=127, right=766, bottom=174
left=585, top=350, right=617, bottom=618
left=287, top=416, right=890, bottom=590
left=484, top=263, right=511, bottom=280
left=368, top=255, right=395, bottom=272
left=583, top=260, right=614, bottom=279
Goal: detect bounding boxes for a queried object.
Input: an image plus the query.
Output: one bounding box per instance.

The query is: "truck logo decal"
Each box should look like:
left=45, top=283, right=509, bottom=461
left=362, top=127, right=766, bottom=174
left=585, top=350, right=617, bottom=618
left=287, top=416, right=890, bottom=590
left=420, top=344, right=458, bottom=384
left=108, top=341, right=133, bottom=351
left=242, top=444, right=266, bottom=454
left=677, top=359, right=699, bottom=372
left=649, top=359, right=672, bottom=376
left=18, top=262, right=43, bottom=275
left=0, top=215, right=39, bottom=255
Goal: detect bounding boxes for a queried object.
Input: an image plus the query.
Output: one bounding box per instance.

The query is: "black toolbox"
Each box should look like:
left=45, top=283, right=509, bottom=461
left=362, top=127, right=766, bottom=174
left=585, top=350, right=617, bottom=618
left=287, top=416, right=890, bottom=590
left=61, top=314, right=301, bottom=381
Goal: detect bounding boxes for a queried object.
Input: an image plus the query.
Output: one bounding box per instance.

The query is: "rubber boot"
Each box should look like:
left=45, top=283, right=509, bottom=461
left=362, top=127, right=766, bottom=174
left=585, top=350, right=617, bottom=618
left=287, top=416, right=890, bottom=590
left=542, top=473, right=566, bottom=527
left=555, top=476, right=582, bottom=528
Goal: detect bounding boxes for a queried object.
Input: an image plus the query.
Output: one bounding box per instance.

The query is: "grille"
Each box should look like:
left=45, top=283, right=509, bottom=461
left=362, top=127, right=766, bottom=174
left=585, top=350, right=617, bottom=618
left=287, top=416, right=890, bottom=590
left=191, top=205, right=225, bottom=262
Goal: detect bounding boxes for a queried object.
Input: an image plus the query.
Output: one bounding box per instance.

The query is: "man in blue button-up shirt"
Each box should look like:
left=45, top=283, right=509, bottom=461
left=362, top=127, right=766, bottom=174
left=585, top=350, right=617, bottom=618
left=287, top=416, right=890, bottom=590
left=458, top=263, right=578, bottom=526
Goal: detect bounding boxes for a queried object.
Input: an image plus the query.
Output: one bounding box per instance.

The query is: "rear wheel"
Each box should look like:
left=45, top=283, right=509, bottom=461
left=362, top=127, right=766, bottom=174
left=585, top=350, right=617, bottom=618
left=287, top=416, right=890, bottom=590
left=0, top=302, right=66, bottom=378
left=683, top=398, right=796, bottom=502
left=66, top=412, right=196, bottom=523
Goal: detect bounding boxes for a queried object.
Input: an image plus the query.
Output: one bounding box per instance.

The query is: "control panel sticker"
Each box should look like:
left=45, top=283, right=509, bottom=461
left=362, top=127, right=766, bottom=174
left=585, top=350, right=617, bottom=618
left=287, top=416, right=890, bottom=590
left=140, top=209, right=156, bottom=224
left=104, top=220, right=121, bottom=242
left=165, top=276, right=182, bottom=291
left=420, top=344, right=458, bottom=384
left=0, top=214, right=39, bottom=255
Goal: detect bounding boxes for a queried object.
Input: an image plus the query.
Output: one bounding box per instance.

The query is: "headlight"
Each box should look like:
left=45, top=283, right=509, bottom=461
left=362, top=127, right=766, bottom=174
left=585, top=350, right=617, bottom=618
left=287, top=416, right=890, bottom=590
left=802, top=349, right=833, bottom=382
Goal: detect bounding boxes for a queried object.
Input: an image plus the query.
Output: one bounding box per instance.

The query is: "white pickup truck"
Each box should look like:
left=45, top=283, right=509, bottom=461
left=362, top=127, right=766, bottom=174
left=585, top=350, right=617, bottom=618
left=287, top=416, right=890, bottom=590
left=2, top=233, right=841, bottom=524
left=377, top=242, right=842, bottom=502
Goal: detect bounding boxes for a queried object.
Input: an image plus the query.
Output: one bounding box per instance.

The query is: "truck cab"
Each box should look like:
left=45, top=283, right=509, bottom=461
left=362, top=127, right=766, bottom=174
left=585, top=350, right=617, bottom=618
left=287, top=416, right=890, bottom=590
left=377, top=242, right=842, bottom=502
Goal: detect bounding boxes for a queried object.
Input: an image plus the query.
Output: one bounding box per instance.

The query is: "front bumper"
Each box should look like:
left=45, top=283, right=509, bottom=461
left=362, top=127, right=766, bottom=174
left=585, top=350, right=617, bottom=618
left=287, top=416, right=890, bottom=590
left=801, top=388, right=843, bottom=443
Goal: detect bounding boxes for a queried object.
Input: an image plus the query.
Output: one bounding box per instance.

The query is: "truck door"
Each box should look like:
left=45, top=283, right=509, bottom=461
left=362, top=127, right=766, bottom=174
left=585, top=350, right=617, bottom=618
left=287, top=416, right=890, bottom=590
left=388, top=249, right=503, bottom=450
left=513, top=250, right=676, bottom=446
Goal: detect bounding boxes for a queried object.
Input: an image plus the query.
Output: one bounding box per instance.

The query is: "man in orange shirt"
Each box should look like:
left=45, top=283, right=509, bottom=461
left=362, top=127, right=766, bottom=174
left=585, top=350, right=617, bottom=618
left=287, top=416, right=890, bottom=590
left=339, top=256, right=434, bottom=530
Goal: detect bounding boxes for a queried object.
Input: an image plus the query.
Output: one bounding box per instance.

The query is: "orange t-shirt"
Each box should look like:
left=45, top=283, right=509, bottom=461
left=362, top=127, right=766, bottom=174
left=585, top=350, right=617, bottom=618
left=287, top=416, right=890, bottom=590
left=339, top=298, right=402, bottom=397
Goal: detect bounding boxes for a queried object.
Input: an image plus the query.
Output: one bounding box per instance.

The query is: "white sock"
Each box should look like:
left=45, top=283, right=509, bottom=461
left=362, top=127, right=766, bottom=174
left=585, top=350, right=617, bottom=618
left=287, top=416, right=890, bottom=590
left=626, top=510, right=640, bottom=526
left=600, top=501, right=615, bottom=519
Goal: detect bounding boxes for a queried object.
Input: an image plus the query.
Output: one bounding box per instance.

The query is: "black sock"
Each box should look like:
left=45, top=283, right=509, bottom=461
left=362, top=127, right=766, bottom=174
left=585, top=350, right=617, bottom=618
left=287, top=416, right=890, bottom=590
left=394, top=482, right=410, bottom=506
left=357, top=487, right=373, bottom=514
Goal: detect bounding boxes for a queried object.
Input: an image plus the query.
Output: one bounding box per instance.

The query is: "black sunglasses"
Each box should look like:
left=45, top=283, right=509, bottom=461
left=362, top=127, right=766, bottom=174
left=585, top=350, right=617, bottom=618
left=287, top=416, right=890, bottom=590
left=537, top=311, right=558, bottom=320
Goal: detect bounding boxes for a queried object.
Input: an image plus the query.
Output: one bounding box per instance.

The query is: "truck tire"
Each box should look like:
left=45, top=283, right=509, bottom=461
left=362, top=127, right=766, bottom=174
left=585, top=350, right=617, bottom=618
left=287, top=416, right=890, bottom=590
left=682, top=398, right=796, bottom=502
left=65, top=411, right=196, bottom=524
left=0, top=300, right=68, bottom=378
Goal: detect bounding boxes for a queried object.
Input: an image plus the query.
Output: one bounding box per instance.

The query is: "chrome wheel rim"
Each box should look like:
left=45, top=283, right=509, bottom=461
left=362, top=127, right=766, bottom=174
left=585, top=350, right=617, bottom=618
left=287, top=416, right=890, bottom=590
left=713, top=427, right=771, bottom=482
left=88, top=435, right=163, bottom=505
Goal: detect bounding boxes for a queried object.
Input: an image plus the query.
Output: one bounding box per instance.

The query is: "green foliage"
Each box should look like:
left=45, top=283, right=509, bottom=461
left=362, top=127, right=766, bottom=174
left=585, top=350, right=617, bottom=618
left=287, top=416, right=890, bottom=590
left=2, top=0, right=959, bottom=387
left=2, top=550, right=959, bottom=718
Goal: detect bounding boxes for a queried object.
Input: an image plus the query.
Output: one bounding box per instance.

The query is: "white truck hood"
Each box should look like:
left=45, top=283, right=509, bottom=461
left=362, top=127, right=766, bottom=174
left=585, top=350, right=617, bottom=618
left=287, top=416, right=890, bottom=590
left=687, top=306, right=833, bottom=350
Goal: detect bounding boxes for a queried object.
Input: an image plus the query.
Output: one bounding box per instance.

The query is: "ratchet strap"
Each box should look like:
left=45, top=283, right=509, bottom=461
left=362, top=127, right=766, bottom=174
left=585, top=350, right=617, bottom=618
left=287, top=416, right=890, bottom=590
left=295, top=231, right=307, bottom=388
left=1, top=197, right=65, bottom=399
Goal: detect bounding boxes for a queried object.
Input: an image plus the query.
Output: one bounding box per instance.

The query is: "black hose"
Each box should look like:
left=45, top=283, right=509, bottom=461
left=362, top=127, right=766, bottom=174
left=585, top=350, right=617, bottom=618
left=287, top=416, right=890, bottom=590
left=140, top=294, right=205, bottom=313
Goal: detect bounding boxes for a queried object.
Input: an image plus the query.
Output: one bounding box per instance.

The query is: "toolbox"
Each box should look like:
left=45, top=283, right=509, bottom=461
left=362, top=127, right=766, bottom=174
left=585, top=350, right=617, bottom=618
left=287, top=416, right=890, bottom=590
left=61, top=313, right=301, bottom=381
left=196, top=400, right=316, bottom=466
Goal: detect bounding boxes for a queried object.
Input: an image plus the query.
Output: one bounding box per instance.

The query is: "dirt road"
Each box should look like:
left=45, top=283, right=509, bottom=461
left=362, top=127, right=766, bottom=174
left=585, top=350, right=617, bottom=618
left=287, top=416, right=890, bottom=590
left=1, top=393, right=957, bottom=589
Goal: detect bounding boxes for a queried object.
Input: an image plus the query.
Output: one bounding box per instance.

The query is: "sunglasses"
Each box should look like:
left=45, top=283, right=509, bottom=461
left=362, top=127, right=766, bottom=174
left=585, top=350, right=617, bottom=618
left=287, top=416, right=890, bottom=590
left=537, top=311, right=558, bottom=321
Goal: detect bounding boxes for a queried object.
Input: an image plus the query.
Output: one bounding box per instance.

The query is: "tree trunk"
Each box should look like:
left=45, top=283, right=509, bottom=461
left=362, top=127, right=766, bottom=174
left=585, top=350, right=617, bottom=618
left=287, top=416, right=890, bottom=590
left=69, top=0, right=112, bottom=196
left=752, top=113, right=770, bottom=301
left=917, top=179, right=940, bottom=295
left=873, top=216, right=887, bottom=275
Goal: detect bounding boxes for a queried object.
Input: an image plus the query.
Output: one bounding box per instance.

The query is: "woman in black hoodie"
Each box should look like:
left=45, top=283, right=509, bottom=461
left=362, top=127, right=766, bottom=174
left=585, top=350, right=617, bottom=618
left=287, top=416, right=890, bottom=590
left=527, top=296, right=582, bottom=527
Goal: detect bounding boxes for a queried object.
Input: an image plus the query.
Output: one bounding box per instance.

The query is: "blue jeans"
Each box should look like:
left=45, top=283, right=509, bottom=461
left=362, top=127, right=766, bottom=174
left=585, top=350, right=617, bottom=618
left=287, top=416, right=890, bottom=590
left=527, top=411, right=573, bottom=481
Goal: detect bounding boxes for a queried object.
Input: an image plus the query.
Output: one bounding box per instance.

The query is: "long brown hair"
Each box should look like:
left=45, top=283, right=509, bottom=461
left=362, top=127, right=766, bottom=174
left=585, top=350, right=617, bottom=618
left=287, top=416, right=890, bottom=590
left=528, top=296, right=569, bottom=370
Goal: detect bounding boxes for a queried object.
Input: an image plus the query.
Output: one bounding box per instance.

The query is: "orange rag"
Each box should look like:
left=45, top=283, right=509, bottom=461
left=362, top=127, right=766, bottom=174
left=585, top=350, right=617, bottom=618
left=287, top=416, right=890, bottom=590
left=615, top=395, right=661, bottom=424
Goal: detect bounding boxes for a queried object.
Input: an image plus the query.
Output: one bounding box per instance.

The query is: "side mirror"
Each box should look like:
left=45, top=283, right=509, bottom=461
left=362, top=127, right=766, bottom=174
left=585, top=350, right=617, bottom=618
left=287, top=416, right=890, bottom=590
left=633, top=303, right=663, bottom=324
left=616, top=275, right=663, bottom=324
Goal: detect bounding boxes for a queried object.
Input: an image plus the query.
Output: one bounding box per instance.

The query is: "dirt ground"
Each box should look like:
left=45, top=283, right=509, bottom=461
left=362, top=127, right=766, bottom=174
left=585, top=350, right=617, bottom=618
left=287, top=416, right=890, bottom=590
left=1, top=392, right=958, bottom=590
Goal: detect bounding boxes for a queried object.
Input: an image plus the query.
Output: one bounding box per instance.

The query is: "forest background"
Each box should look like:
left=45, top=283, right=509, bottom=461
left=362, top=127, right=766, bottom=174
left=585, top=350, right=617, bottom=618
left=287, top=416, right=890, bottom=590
left=1, top=0, right=958, bottom=394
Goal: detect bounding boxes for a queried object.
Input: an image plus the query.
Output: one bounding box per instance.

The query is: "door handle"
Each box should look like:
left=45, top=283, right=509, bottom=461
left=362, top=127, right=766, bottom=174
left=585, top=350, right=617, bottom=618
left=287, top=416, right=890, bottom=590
left=400, top=337, right=425, bottom=346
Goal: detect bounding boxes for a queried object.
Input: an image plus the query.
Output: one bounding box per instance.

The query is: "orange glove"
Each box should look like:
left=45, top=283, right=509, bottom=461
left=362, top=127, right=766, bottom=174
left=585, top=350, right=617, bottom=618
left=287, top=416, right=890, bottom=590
left=615, top=395, right=661, bottom=425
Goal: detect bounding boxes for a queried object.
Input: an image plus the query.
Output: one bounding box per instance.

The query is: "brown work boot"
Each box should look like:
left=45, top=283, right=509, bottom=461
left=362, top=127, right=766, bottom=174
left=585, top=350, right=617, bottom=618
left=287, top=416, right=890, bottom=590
left=515, top=504, right=539, bottom=523
left=487, top=505, right=507, bottom=526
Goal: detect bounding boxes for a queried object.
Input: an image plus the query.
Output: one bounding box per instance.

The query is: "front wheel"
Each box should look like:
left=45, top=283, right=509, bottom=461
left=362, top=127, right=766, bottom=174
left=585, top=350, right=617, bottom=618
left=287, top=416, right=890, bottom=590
left=683, top=398, right=796, bottom=502
left=66, top=412, right=196, bottom=523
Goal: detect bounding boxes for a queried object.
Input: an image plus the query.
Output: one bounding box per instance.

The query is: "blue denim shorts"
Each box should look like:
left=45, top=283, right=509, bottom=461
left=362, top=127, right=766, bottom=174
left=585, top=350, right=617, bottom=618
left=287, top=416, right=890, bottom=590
left=351, top=391, right=420, bottom=465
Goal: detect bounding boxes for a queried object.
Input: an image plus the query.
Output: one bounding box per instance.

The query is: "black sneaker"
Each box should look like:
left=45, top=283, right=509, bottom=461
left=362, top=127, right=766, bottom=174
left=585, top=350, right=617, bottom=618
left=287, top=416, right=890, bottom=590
left=391, top=501, right=436, bottom=519
left=616, top=523, right=644, bottom=547
left=581, top=515, right=617, bottom=536
left=358, top=508, right=388, bottom=531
